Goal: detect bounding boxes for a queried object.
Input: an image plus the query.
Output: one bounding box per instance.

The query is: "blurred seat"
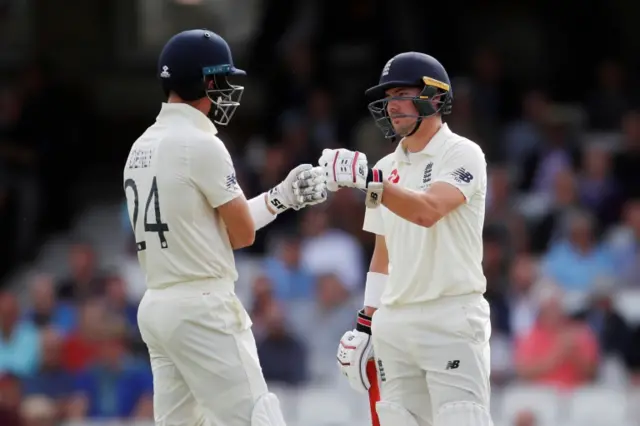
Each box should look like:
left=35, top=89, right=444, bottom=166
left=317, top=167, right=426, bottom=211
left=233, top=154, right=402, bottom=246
left=628, top=388, right=640, bottom=426
left=613, top=289, right=640, bottom=325
left=567, top=386, right=627, bottom=426
left=294, top=387, right=353, bottom=426
left=266, top=383, right=299, bottom=424
left=500, top=384, right=561, bottom=426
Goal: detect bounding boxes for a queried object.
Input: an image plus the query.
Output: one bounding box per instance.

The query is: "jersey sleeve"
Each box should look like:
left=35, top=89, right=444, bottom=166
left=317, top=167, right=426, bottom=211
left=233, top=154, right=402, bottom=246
left=432, top=142, right=486, bottom=202
left=190, top=136, right=244, bottom=208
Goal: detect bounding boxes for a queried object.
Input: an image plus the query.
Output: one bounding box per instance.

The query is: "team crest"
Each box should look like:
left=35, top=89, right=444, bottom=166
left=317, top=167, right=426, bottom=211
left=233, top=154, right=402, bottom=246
left=382, top=58, right=393, bottom=76
left=388, top=169, right=400, bottom=184
left=419, top=162, right=433, bottom=190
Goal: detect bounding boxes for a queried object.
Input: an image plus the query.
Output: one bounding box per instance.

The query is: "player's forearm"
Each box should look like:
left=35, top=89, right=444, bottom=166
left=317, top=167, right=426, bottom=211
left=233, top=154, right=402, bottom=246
left=364, top=236, right=389, bottom=316
left=381, top=181, right=440, bottom=227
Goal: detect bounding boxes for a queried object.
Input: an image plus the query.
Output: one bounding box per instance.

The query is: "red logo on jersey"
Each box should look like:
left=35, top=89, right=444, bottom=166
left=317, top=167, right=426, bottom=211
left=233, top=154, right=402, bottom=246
left=388, top=169, right=400, bottom=184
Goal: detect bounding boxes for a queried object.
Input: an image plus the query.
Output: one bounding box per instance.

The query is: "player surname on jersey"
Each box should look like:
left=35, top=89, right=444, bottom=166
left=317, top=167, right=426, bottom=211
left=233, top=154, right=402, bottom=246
left=127, top=148, right=153, bottom=169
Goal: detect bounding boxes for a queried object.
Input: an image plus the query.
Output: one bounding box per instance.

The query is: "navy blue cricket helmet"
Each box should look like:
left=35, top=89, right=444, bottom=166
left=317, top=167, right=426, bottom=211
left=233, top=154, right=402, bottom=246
left=158, top=29, right=245, bottom=125
left=366, top=52, right=453, bottom=139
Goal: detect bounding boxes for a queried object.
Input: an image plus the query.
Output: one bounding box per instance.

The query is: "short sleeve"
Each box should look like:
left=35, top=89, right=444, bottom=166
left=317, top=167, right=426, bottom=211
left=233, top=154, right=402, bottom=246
left=190, top=136, right=244, bottom=208
left=432, top=142, right=486, bottom=201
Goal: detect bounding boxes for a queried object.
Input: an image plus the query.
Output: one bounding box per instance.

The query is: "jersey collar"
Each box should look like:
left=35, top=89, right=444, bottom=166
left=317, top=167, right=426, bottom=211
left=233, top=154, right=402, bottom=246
left=393, top=123, right=452, bottom=163
left=157, top=103, right=218, bottom=135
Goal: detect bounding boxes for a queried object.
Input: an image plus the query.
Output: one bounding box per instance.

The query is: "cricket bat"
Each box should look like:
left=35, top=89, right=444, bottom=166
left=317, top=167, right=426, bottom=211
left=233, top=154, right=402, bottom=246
left=366, top=359, right=381, bottom=426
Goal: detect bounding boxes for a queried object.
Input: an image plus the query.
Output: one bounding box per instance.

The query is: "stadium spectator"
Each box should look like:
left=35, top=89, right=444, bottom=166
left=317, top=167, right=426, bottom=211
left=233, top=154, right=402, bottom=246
left=0, top=292, right=40, bottom=378
left=608, top=198, right=640, bottom=287
left=291, top=273, right=359, bottom=383
left=103, top=273, right=139, bottom=336
left=577, top=144, right=623, bottom=227
left=56, top=243, right=105, bottom=303
left=61, top=299, right=106, bottom=373
left=263, top=233, right=316, bottom=301
left=613, top=109, right=640, bottom=199
left=0, top=373, right=23, bottom=426
left=69, top=319, right=152, bottom=419
left=299, top=208, right=365, bottom=292
left=24, top=275, right=76, bottom=336
left=256, top=300, right=307, bottom=386
left=541, top=210, right=615, bottom=292
left=574, top=280, right=634, bottom=363
left=22, top=328, right=73, bottom=414
left=515, top=285, right=599, bottom=390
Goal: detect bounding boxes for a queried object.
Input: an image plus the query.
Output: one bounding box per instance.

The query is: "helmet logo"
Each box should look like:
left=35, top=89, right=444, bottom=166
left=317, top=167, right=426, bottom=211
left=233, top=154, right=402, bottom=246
left=160, top=66, right=171, bottom=79
left=382, top=58, right=393, bottom=76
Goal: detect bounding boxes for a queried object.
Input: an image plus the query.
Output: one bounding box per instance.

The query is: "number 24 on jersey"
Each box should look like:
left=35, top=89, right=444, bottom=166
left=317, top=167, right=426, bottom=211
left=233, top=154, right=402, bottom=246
left=124, top=176, right=170, bottom=251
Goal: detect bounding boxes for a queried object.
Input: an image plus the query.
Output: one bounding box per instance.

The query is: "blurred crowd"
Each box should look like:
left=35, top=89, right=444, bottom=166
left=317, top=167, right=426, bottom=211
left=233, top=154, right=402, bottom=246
left=0, top=1, right=640, bottom=425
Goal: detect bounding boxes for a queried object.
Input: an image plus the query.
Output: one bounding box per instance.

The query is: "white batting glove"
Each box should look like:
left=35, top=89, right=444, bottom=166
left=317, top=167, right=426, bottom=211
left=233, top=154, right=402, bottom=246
left=318, top=148, right=370, bottom=191
left=266, top=164, right=327, bottom=213
left=318, top=149, right=385, bottom=209
left=337, top=309, right=374, bottom=393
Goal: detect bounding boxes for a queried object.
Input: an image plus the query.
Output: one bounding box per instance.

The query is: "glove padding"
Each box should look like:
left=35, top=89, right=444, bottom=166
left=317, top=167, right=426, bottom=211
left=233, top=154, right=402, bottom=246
left=336, top=309, right=375, bottom=393
left=267, top=164, right=328, bottom=212
left=318, top=149, right=385, bottom=208
left=319, top=148, right=370, bottom=191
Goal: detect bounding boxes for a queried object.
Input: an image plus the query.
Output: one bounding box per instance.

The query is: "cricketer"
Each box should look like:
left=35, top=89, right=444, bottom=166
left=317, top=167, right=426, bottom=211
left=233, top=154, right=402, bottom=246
left=123, top=29, right=327, bottom=426
left=325, top=52, right=493, bottom=426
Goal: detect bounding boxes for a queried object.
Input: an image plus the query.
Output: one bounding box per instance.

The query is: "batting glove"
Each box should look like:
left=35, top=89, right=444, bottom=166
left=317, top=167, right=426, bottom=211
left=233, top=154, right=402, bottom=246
left=336, top=309, right=375, bottom=393
left=319, top=149, right=385, bottom=208
left=266, top=164, right=328, bottom=213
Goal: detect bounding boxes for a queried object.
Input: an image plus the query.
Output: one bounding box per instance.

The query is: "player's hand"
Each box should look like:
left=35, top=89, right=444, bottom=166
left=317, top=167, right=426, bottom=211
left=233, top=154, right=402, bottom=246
left=267, top=164, right=327, bottom=213
left=319, top=148, right=370, bottom=191
left=336, top=309, right=374, bottom=393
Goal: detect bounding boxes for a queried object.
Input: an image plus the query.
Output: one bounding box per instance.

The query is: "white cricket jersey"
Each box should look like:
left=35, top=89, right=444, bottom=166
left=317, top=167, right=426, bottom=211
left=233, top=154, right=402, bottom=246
left=123, top=103, right=243, bottom=289
left=363, top=123, right=487, bottom=305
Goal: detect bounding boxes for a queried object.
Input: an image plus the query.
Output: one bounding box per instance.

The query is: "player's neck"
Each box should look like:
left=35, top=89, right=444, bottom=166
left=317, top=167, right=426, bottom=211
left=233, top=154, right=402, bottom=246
left=402, top=118, right=442, bottom=153
left=167, top=94, right=211, bottom=116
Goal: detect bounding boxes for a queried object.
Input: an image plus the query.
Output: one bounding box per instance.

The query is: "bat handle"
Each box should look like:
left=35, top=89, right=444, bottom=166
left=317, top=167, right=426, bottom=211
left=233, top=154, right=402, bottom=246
left=366, top=358, right=381, bottom=426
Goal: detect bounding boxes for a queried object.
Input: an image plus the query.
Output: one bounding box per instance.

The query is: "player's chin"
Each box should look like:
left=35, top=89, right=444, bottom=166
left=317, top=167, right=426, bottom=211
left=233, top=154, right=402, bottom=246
left=394, top=123, right=415, bottom=137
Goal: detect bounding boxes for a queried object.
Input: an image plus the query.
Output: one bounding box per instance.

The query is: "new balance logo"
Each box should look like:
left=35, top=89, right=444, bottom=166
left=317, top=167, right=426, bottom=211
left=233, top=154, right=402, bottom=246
left=451, top=167, right=473, bottom=184
left=446, top=360, right=460, bottom=370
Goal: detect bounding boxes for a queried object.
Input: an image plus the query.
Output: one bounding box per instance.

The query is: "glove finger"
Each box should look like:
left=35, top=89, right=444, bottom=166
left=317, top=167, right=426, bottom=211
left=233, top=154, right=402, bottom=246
left=294, top=183, right=324, bottom=196
left=311, top=171, right=328, bottom=184
left=294, top=173, right=327, bottom=189
left=295, top=165, right=316, bottom=180
left=309, top=166, right=325, bottom=177
left=292, top=164, right=312, bottom=175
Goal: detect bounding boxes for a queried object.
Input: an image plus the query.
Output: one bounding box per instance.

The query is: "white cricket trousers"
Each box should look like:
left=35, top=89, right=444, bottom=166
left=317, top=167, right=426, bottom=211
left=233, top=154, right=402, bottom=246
left=138, top=279, right=268, bottom=426
left=371, top=293, right=492, bottom=426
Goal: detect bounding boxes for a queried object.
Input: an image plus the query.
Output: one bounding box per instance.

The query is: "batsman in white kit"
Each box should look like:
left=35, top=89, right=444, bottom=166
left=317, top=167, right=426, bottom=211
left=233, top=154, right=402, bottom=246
left=123, top=29, right=327, bottom=426
left=324, top=52, right=493, bottom=426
